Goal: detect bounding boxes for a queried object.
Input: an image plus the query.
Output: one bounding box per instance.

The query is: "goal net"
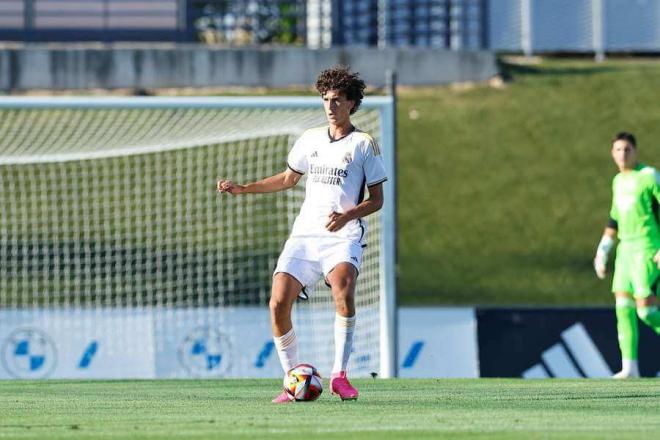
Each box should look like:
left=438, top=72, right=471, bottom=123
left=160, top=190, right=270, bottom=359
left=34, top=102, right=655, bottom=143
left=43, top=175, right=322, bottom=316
left=0, top=97, right=396, bottom=380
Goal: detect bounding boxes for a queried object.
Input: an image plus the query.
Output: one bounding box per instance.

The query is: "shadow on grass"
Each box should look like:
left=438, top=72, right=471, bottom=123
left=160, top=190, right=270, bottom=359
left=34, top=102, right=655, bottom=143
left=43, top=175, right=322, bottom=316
left=399, top=250, right=598, bottom=306
left=508, top=251, right=593, bottom=273
left=498, top=59, right=618, bottom=82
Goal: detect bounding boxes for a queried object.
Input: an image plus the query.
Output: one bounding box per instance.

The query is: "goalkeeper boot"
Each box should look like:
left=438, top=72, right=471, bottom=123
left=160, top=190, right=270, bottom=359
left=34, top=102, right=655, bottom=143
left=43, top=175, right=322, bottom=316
left=271, top=391, right=292, bottom=404
left=612, top=369, right=640, bottom=379
left=330, top=371, right=358, bottom=401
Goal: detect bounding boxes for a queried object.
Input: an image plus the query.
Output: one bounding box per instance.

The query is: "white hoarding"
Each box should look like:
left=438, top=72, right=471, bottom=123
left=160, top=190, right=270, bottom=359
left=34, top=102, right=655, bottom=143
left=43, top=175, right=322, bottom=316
left=0, top=309, right=155, bottom=379
left=0, top=307, right=478, bottom=379
left=398, top=308, right=478, bottom=378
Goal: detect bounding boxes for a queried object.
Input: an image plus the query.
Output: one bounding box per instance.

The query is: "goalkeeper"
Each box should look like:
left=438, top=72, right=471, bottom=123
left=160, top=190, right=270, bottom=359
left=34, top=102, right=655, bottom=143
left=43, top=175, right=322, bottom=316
left=594, top=132, right=660, bottom=378
left=218, top=66, right=386, bottom=402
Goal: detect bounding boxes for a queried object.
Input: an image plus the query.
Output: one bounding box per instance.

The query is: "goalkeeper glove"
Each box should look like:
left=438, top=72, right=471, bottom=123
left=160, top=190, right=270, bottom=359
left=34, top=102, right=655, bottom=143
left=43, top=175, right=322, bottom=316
left=594, top=235, right=614, bottom=279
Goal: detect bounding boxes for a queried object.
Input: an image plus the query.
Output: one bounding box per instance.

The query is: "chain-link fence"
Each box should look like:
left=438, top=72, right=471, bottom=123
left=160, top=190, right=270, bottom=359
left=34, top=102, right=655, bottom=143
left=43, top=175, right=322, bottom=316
left=190, top=0, right=306, bottom=45
left=490, top=0, right=660, bottom=55
left=0, top=0, right=189, bottom=42
left=1, top=0, right=659, bottom=52
left=0, top=0, right=485, bottom=48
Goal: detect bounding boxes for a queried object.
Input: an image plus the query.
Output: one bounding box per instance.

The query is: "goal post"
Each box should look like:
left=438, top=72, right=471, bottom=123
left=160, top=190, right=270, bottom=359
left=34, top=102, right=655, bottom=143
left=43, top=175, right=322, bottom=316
left=0, top=96, right=397, bottom=379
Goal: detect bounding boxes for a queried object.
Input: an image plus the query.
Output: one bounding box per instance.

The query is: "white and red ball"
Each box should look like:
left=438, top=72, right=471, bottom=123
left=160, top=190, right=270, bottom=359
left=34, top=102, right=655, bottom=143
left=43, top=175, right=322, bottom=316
left=283, top=363, right=323, bottom=402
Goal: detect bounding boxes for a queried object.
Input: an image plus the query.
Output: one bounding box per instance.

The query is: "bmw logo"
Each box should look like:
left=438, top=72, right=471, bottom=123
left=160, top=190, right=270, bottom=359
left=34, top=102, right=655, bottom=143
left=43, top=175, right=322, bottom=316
left=178, top=327, right=230, bottom=377
left=2, top=328, right=57, bottom=379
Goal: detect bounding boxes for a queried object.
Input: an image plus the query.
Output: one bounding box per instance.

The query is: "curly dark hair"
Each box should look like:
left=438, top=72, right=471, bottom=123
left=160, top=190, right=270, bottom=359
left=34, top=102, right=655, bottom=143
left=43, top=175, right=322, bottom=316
left=315, top=65, right=366, bottom=115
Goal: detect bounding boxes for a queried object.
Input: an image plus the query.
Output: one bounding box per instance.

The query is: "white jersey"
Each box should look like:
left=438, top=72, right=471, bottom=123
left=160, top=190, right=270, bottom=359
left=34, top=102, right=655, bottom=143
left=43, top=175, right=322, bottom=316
left=287, top=126, right=388, bottom=244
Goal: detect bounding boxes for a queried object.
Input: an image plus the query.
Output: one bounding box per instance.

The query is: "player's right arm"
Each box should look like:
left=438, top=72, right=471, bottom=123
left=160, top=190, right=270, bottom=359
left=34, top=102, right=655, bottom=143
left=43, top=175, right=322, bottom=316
left=219, top=130, right=309, bottom=196
left=217, top=168, right=302, bottom=196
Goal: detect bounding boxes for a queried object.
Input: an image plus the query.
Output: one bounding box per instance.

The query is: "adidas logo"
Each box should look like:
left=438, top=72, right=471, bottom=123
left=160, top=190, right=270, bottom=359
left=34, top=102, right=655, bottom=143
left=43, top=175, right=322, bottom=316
left=311, top=151, right=318, bottom=158
left=522, top=323, right=612, bottom=378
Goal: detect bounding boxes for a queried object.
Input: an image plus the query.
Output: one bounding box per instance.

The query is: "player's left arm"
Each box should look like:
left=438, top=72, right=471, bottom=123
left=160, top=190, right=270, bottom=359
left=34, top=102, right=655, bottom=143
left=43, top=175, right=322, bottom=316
left=326, top=183, right=383, bottom=232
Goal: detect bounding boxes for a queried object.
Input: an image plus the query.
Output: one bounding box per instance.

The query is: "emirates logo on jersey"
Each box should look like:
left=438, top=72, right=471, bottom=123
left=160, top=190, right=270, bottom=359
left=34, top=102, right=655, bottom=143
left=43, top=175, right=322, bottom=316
left=309, top=164, right=348, bottom=186
left=342, top=152, right=352, bottom=164
left=311, top=151, right=319, bottom=158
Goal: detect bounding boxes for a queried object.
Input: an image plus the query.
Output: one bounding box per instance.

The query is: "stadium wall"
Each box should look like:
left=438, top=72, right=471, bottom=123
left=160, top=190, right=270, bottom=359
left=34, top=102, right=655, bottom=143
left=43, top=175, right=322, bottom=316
left=0, top=45, right=497, bottom=91
left=1, top=307, right=658, bottom=379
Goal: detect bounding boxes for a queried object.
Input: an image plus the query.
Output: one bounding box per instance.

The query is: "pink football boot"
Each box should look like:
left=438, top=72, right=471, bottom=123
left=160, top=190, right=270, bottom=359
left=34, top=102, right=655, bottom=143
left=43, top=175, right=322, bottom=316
left=330, top=371, right=358, bottom=401
left=271, top=390, right=292, bottom=404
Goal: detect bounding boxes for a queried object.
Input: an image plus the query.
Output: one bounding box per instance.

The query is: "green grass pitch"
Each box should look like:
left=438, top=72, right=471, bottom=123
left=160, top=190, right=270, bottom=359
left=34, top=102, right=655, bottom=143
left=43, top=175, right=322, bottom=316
left=1, top=379, right=658, bottom=439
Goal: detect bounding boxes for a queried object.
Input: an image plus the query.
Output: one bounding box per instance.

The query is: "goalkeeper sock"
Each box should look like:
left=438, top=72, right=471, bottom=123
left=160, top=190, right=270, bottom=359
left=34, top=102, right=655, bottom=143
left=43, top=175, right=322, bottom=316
left=621, top=359, right=639, bottom=375
left=332, top=313, right=356, bottom=374
left=273, top=328, right=298, bottom=373
left=637, top=305, right=660, bottom=335
left=615, top=297, right=639, bottom=362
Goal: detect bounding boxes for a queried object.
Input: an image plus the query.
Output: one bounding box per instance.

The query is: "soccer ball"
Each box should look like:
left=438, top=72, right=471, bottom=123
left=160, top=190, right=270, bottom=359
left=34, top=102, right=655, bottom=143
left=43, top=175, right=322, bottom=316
left=283, top=363, right=323, bottom=402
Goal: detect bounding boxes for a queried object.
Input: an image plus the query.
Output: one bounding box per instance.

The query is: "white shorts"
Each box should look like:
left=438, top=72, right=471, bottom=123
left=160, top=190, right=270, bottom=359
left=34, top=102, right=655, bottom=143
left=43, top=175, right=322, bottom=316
left=273, top=237, right=364, bottom=298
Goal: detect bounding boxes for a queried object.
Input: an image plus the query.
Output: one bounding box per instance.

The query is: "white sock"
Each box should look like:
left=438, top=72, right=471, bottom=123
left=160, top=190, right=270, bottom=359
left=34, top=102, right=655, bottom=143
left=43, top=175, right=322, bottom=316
left=273, top=328, right=298, bottom=373
left=621, top=358, right=639, bottom=375
left=332, top=313, right=356, bottom=374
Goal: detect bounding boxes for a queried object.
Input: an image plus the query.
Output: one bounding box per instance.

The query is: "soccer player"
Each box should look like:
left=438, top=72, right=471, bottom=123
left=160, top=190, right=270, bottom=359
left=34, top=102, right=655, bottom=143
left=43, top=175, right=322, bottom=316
left=594, top=132, right=660, bottom=378
left=217, top=66, right=387, bottom=401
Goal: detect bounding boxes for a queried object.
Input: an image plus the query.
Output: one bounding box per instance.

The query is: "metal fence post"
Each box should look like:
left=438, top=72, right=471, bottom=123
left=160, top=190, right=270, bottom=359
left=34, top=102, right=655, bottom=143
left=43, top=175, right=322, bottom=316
left=103, top=0, right=109, bottom=30
left=377, top=0, right=389, bottom=47
left=592, top=0, right=605, bottom=62
left=521, top=0, right=533, bottom=57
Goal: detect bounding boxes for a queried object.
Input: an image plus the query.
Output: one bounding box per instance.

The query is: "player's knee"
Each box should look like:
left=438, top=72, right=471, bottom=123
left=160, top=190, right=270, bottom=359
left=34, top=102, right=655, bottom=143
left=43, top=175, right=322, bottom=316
left=331, top=274, right=356, bottom=293
left=269, top=295, right=291, bottom=317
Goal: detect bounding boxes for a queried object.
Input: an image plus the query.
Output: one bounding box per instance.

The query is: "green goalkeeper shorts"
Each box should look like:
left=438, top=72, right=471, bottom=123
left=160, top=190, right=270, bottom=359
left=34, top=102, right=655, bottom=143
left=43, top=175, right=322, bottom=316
left=612, top=242, right=660, bottom=299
